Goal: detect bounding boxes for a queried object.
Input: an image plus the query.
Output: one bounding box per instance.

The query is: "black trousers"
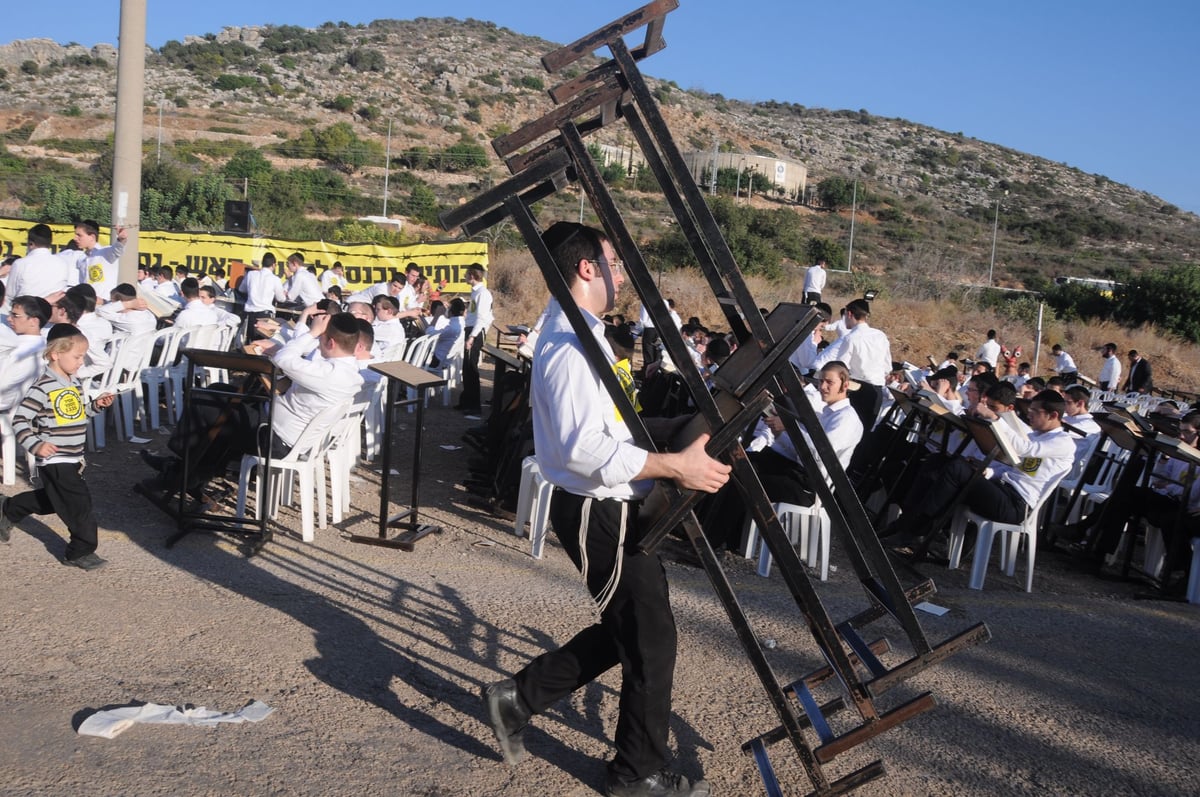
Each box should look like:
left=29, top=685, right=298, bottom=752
left=904, top=457, right=1027, bottom=526
left=166, top=384, right=288, bottom=491
left=641, top=326, right=660, bottom=371
left=513, top=490, right=677, bottom=782
left=5, top=461, right=98, bottom=560
left=459, top=328, right=483, bottom=412
left=803, top=291, right=822, bottom=305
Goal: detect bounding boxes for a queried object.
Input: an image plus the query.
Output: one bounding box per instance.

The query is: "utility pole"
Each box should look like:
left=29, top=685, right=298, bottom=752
left=988, top=189, right=1008, bottom=286
left=709, top=135, right=719, bottom=196
left=847, top=178, right=857, bottom=272
left=155, top=97, right=163, bottom=165
left=112, top=0, right=146, bottom=286
left=382, top=118, right=392, bottom=217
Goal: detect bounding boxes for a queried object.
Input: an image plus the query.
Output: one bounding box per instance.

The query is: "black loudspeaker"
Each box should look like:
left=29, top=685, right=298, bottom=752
left=224, top=200, right=251, bottom=233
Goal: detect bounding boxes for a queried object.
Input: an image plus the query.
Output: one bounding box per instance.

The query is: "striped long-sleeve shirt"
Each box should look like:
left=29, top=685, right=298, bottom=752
left=12, top=370, right=101, bottom=466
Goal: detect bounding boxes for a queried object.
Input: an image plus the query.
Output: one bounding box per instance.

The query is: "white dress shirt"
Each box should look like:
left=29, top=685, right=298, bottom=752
left=75, top=312, right=114, bottom=381
left=812, top=320, right=892, bottom=386
left=802, top=264, right=827, bottom=295
left=429, top=315, right=464, bottom=364
left=1098, top=355, right=1122, bottom=387
left=319, top=270, right=345, bottom=291
left=0, top=334, right=46, bottom=411
left=990, top=425, right=1076, bottom=508
left=97, top=303, right=158, bottom=336
left=6, top=247, right=74, bottom=304
left=1054, top=350, right=1078, bottom=373
left=532, top=306, right=649, bottom=500
left=346, top=281, right=390, bottom=305
left=371, top=318, right=407, bottom=357
left=285, top=268, right=324, bottom=307
left=976, top=339, right=1001, bottom=367
left=241, top=268, right=287, bottom=313
left=1063, top=412, right=1101, bottom=436
left=466, top=281, right=494, bottom=341
left=769, top=396, right=865, bottom=471
left=174, top=299, right=221, bottom=329
left=270, top=330, right=363, bottom=447
left=75, top=241, right=125, bottom=300
left=154, top=280, right=183, bottom=305
left=789, top=328, right=822, bottom=373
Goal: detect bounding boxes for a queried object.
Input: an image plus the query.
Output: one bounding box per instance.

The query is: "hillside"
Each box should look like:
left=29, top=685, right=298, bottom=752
left=1, top=16, right=1198, bottom=292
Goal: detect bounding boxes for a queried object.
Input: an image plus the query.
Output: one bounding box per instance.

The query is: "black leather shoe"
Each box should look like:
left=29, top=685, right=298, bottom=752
left=606, top=769, right=711, bottom=797
left=139, top=449, right=174, bottom=473
left=0, top=496, right=12, bottom=544
left=482, top=678, right=530, bottom=765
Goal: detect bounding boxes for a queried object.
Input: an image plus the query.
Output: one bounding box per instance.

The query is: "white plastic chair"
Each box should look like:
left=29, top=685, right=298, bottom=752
left=947, top=471, right=1068, bottom=592
left=83, top=333, right=130, bottom=450
left=235, top=400, right=350, bottom=542
left=107, top=331, right=162, bottom=439
left=426, top=333, right=464, bottom=407
left=745, top=499, right=831, bottom=580
left=138, top=327, right=188, bottom=431
left=402, top=335, right=438, bottom=412
left=513, top=456, right=553, bottom=559
left=1050, top=434, right=1100, bottom=523
left=324, top=401, right=368, bottom=525
left=0, top=411, right=17, bottom=487
left=1, top=360, right=43, bottom=485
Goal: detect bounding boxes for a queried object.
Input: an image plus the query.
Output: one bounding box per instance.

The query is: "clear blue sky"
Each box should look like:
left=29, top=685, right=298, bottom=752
left=6, top=1, right=1199, bottom=214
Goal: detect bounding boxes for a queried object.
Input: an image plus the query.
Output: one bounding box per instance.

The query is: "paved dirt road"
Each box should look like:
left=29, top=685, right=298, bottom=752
left=2, top=404, right=1197, bottom=796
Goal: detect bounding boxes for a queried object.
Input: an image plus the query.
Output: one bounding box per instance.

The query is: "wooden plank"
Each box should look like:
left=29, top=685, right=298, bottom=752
left=814, top=693, right=936, bottom=764
left=866, top=622, right=992, bottom=696
left=541, top=0, right=678, bottom=73
left=438, top=148, right=569, bottom=231
left=505, top=116, right=606, bottom=176
left=492, top=79, right=624, bottom=158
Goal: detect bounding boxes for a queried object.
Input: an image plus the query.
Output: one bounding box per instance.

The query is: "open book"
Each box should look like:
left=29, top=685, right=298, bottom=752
left=135, top=284, right=182, bottom=319
left=1153, top=432, right=1200, bottom=463
left=962, top=416, right=1023, bottom=466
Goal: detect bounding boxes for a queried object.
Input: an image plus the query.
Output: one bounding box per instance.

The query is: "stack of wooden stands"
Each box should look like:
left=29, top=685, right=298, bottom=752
left=441, top=3, right=991, bottom=793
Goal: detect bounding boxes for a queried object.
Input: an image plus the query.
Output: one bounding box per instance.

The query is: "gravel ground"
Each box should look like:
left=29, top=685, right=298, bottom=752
left=1, top=402, right=1198, bottom=797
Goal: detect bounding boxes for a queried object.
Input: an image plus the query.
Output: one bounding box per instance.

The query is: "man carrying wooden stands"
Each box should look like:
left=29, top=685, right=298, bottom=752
left=482, top=222, right=729, bottom=797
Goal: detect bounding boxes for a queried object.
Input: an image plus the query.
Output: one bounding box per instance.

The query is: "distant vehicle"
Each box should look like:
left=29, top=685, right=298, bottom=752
left=1053, top=276, right=1119, bottom=297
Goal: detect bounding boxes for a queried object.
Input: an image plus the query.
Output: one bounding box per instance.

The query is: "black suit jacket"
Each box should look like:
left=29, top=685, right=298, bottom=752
left=1125, top=358, right=1153, bottom=393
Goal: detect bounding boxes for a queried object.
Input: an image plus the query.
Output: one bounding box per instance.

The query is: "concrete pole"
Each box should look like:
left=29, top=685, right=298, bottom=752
left=112, top=0, right=147, bottom=286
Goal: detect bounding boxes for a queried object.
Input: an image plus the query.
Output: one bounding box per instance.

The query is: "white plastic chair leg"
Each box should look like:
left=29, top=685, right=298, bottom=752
left=529, top=478, right=554, bottom=559
left=968, top=522, right=999, bottom=590
left=1, top=422, right=15, bottom=486
left=514, top=457, right=538, bottom=537
left=1187, top=538, right=1200, bottom=605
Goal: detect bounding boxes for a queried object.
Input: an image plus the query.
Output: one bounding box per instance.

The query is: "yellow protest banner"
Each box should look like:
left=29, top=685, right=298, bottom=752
left=0, top=218, right=487, bottom=295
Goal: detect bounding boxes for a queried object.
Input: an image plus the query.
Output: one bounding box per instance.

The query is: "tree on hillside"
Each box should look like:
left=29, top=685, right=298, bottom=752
left=816, top=176, right=856, bottom=210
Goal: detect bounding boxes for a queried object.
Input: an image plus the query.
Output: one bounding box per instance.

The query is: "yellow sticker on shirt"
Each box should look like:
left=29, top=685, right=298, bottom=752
left=612, top=358, right=641, bottom=423
left=49, top=386, right=86, bottom=425
left=1019, top=456, right=1042, bottom=476
left=88, top=263, right=104, bottom=284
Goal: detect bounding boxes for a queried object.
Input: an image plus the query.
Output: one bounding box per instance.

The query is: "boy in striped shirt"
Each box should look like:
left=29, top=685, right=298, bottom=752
left=0, top=324, right=114, bottom=570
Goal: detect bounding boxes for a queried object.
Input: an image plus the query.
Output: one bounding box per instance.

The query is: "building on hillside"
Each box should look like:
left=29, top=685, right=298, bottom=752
left=679, top=151, right=808, bottom=200
left=590, top=144, right=807, bottom=202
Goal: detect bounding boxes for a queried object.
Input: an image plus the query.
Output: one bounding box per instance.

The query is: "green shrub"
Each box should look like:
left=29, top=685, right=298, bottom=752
left=512, top=75, right=545, bottom=91
left=347, top=48, right=385, bottom=72
left=213, top=74, right=260, bottom=91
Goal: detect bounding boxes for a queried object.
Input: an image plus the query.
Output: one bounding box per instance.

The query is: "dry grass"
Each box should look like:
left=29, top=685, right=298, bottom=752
left=487, top=254, right=1200, bottom=392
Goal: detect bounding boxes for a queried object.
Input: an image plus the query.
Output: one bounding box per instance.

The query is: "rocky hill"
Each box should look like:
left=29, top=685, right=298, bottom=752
left=1, top=16, right=1197, bottom=285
